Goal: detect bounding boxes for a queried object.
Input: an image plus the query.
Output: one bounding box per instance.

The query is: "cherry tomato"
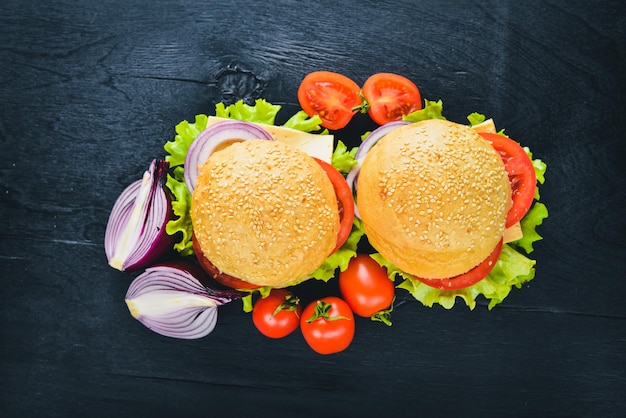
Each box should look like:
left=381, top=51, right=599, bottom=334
left=478, top=132, right=537, bottom=228
left=252, top=289, right=302, bottom=339
left=297, top=71, right=362, bottom=130
left=300, top=297, right=355, bottom=355
left=313, top=158, right=355, bottom=253
left=415, top=240, right=503, bottom=290
left=339, top=254, right=394, bottom=317
left=361, top=73, right=422, bottom=125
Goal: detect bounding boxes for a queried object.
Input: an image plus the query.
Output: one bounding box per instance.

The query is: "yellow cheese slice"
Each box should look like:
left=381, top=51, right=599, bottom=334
left=470, top=118, right=497, bottom=133
left=503, top=222, right=523, bottom=243
left=206, top=116, right=334, bottom=163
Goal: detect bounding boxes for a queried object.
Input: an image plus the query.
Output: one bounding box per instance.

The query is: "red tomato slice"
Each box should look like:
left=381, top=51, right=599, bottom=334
left=478, top=132, right=537, bottom=228
left=415, top=240, right=503, bottom=290
left=297, top=71, right=362, bottom=130
left=361, top=73, right=422, bottom=125
left=314, top=158, right=355, bottom=253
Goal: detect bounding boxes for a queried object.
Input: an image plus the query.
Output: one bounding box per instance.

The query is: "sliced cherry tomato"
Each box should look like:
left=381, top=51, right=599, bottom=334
left=300, top=297, right=355, bottom=355
left=297, top=71, right=362, bottom=130
left=252, top=289, right=302, bottom=339
left=314, top=158, right=355, bottom=253
left=361, top=73, right=422, bottom=125
left=339, top=254, right=394, bottom=317
left=415, top=240, right=503, bottom=290
left=478, top=132, right=537, bottom=228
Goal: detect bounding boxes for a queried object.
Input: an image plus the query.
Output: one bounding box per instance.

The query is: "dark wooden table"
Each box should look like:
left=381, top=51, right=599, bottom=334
left=2, top=1, right=625, bottom=417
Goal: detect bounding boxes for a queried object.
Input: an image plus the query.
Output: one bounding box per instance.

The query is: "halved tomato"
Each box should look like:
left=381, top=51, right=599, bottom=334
left=478, top=132, right=537, bottom=228
left=415, top=240, right=503, bottom=290
left=314, top=158, right=355, bottom=253
left=297, top=71, right=362, bottom=130
left=361, top=73, right=422, bottom=125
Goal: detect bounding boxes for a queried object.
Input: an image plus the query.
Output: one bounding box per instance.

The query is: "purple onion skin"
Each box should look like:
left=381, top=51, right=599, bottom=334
left=105, top=159, right=175, bottom=272
left=125, top=262, right=245, bottom=339
left=160, top=261, right=246, bottom=303
left=122, top=193, right=175, bottom=273
left=184, top=121, right=273, bottom=193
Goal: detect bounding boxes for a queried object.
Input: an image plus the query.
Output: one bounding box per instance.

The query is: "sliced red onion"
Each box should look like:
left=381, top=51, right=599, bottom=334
left=105, top=159, right=173, bottom=272
left=347, top=121, right=410, bottom=218
left=184, top=120, right=273, bottom=193
left=125, top=263, right=244, bottom=339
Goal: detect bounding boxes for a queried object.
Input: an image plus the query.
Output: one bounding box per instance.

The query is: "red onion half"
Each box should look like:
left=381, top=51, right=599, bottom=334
left=184, top=120, right=273, bottom=193
left=105, top=159, right=173, bottom=272
left=125, top=263, right=244, bottom=339
left=346, top=121, right=410, bottom=218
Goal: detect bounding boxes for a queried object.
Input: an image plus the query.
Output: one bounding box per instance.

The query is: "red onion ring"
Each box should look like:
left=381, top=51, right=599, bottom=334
left=184, top=120, right=273, bottom=193
left=347, top=121, right=410, bottom=218
left=105, top=159, right=173, bottom=272
left=125, top=263, right=244, bottom=339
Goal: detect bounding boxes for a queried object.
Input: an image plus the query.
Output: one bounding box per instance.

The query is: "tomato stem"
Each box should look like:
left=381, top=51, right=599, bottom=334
left=352, top=91, right=370, bottom=114
left=370, top=296, right=395, bottom=326
left=305, top=300, right=350, bottom=323
left=273, top=294, right=300, bottom=317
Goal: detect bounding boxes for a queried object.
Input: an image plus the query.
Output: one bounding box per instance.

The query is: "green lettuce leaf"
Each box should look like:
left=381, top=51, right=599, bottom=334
left=215, top=98, right=281, bottom=125
left=331, top=140, right=358, bottom=174
left=511, top=202, right=548, bottom=254
left=163, top=115, right=209, bottom=256
left=283, top=110, right=326, bottom=133
left=403, top=99, right=447, bottom=122
left=165, top=168, right=194, bottom=256
left=467, top=112, right=486, bottom=126
left=164, top=114, right=209, bottom=168
left=379, top=244, right=536, bottom=310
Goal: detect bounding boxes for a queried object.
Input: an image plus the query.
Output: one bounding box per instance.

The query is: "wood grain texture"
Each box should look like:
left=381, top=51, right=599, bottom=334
left=1, top=0, right=625, bottom=417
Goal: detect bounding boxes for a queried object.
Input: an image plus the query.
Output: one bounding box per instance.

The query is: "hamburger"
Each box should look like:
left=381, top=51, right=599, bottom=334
left=350, top=113, right=548, bottom=310
left=191, top=139, right=345, bottom=289
left=356, top=119, right=521, bottom=292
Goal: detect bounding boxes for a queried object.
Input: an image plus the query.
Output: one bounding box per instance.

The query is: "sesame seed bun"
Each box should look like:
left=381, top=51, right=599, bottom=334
left=191, top=140, right=340, bottom=287
left=356, top=119, right=511, bottom=279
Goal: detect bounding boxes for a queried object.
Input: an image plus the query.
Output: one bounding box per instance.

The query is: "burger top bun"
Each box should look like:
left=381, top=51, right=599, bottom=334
left=191, top=139, right=339, bottom=288
left=356, top=119, right=511, bottom=279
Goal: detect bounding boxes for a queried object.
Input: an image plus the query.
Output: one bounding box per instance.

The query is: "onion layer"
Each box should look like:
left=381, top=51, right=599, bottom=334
left=105, top=159, right=173, bottom=272
left=125, top=263, right=244, bottom=339
left=346, top=121, right=410, bottom=218
left=184, top=120, right=273, bottom=193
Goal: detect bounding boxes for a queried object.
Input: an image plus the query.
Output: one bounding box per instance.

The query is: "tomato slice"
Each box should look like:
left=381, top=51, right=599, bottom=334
left=361, top=73, right=422, bottom=125
left=478, top=132, right=537, bottom=228
left=314, top=158, right=355, bottom=253
left=297, top=71, right=362, bottom=130
left=415, top=240, right=503, bottom=290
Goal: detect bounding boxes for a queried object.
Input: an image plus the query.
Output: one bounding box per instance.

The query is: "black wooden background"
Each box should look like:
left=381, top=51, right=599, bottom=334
left=1, top=1, right=625, bottom=417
